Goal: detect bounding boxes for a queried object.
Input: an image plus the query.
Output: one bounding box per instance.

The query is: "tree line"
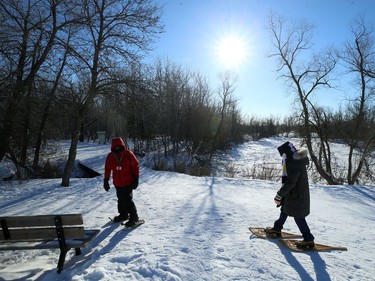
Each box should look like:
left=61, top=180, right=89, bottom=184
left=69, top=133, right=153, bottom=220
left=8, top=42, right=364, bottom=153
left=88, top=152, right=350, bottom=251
left=0, top=1, right=374, bottom=185
left=0, top=0, right=247, bottom=185
left=0, top=0, right=164, bottom=186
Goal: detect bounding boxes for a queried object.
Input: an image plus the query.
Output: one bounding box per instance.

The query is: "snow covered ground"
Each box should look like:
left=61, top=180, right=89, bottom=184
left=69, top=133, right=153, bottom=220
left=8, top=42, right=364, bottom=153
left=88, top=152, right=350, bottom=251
left=0, top=138, right=374, bottom=280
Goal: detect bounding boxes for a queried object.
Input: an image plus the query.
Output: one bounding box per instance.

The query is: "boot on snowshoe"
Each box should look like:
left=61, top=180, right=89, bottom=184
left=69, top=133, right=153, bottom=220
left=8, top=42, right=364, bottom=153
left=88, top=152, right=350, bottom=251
left=295, top=240, right=315, bottom=249
left=124, top=217, right=141, bottom=228
left=124, top=220, right=136, bottom=227
left=265, top=227, right=282, bottom=237
left=113, top=214, right=129, bottom=222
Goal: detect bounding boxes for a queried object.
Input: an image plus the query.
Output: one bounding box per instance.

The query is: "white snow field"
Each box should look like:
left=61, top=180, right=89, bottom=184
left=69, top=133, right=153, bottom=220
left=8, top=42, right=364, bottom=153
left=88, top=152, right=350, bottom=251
left=0, top=138, right=374, bottom=280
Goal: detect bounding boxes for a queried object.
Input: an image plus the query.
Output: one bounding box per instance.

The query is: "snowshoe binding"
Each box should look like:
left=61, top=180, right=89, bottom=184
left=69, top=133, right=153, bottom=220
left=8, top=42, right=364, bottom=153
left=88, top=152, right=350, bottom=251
left=295, top=240, right=315, bottom=249
left=111, top=214, right=129, bottom=223
left=123, top=219, right=145, bottom=229
left=264, top=227, right=282, bottom=238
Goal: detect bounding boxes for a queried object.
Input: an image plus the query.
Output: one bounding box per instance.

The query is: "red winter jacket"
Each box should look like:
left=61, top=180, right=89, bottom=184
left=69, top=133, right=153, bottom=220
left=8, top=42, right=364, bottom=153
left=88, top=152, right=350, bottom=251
left=104, top=137, right=139, bottom=187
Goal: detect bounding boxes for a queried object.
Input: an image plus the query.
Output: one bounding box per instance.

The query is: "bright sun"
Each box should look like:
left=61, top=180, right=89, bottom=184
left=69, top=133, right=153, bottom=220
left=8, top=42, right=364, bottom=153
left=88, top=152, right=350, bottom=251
left=216, top=35, right=248, bottom=69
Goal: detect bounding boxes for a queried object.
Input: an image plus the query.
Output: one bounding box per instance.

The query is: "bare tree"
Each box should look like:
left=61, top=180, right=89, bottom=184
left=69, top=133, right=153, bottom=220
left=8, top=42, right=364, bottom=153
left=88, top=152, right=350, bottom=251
left=209, top=72, right=238, bottom=161
left=61, top=0, right=164, bottom=186
left=0, top=0, right=77, bottom=175
left=268, top=15, right=340, bottom=185
left=32, top=30, right=72, bottom=174
left=339, top=16, right=375, bottom=184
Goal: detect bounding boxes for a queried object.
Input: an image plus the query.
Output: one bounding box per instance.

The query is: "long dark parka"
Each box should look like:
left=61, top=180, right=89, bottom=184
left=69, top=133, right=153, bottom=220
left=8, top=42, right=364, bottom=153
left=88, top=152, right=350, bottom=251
left=277, top=148, right=310, bottom=218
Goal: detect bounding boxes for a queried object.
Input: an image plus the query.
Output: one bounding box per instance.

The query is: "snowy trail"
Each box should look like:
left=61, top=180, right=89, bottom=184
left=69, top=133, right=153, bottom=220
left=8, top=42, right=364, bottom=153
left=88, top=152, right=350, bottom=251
left=0, top=141, right=374, bottom=280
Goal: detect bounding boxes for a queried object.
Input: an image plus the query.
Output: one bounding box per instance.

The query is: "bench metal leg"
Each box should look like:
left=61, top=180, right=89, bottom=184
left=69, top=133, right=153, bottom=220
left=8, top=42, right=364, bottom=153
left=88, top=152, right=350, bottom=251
left=57, top=248, right=81, bottom=272
left=75, top=247, right=81, bottom=256
left=57, top=248, right=68, bottom=273
left=55, top=215, right=68, bottom=273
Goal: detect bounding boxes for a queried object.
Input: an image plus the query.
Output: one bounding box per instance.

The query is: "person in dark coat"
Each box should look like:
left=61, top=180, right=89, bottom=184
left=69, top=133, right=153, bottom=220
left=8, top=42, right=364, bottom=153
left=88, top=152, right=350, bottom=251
left=104, top=137, right=140, bottom=227
left=266, top=141, right=315, bottom=247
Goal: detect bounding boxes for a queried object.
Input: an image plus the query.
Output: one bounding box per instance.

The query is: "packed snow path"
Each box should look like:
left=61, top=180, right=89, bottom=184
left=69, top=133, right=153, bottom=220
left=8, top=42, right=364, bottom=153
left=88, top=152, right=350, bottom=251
left=0, top=140, right=374, bottom=280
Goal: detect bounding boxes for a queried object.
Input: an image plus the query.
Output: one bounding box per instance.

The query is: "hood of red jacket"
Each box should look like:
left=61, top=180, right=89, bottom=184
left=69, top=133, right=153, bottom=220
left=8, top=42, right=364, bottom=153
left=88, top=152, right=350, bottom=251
left=111, top=137, right=126, bottom=150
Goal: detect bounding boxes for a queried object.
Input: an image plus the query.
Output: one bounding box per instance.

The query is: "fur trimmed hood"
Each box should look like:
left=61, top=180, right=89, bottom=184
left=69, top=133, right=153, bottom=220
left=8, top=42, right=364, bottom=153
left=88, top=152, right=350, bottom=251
left=277, top=141, right=309, bottom=164
left=293, top=147, right=309, bottom=160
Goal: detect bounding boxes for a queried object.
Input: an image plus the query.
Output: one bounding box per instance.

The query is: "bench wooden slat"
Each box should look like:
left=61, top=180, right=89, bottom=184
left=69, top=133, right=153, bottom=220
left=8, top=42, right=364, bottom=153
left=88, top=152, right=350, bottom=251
left=0, top=229, right=100, bottom=251
left=0, top=214, right=83, bottom=227
left=0, top=227, right=85, bottom=241
left=0, top=214, right=100, bottom=273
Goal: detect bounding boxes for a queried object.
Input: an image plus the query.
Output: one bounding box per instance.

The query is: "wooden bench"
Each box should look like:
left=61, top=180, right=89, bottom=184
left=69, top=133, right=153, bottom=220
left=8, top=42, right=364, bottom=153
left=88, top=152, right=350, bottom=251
left=0, top=214, right=100, bottom=273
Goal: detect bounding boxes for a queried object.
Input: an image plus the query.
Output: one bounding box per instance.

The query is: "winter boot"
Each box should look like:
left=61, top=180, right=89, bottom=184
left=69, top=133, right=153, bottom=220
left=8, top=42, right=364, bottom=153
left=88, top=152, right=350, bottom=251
left=125, top=217, right=140, bottom=228
left=295, top=240, right=315, bottom=249
left=265, top=227, right=282, bottom=237
left=113, top=214, right=129, bottom=222
left=124, top=220, right=135, bottom=227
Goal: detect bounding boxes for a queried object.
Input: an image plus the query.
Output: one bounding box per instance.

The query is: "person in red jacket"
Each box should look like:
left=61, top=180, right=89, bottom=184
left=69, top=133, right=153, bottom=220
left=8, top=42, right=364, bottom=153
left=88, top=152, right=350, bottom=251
left=104, top=137, right=140, bottom=227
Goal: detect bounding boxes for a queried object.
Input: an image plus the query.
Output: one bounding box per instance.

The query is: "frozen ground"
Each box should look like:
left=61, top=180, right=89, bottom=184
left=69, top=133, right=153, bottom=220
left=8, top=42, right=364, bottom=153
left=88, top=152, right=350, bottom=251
left=0, top=138, right=374, bottom=280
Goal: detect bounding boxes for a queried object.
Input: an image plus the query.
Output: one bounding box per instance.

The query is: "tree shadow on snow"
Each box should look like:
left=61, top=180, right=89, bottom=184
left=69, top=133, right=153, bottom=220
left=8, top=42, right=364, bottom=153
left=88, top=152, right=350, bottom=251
left=35, top=221, right=134, bottom=280
left=0, top=268, right=44, bottom=281
left=177, top=174, right=223, bottom=243
left=352, top=185, right=375, bottom=202
left=273, top=241, right=331, bottom=281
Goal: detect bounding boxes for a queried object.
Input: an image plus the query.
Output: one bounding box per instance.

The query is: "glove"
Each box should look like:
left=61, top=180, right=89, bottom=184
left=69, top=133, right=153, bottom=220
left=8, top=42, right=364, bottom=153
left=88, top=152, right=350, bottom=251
left=103, top=179, right=110, bottom=192
left=130, top=176, right=139, bottom=190
left=274, top=193, right=283, bottom=207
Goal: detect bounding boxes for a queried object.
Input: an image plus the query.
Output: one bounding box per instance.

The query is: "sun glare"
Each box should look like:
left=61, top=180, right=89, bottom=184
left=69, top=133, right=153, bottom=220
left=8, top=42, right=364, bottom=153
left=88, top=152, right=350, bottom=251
left=216, top=35, right=248, bottom=69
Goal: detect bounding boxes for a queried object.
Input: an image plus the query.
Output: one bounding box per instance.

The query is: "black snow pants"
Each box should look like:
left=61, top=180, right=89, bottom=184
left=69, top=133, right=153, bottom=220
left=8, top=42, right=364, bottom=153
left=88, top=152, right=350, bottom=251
left=115, top=186, right=138, bottom=221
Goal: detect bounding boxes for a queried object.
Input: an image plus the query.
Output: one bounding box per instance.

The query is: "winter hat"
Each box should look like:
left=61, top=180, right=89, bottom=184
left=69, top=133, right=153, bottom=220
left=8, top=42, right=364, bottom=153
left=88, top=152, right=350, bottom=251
left=277, top=141, right=297, bottom=158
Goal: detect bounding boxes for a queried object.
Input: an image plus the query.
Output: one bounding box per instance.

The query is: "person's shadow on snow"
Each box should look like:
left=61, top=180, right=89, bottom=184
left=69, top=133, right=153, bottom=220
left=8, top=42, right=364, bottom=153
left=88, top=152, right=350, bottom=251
left=274, top=241, right=331, bottom=281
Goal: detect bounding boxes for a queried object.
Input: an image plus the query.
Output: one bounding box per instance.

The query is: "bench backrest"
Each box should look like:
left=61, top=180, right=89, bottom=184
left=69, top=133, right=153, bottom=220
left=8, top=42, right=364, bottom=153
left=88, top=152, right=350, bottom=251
left=0, top=214, right=85, bottom=241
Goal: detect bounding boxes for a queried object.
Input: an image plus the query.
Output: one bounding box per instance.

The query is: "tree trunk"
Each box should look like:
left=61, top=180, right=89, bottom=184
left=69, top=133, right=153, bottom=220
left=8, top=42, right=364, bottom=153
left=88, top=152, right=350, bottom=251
left=33, top=95, right=54, bottom=174
left=0, top=102, right=17, bottom=161
left=20, top=86, right=33, bottom=165
left=61, top=122, right=81, bottom=187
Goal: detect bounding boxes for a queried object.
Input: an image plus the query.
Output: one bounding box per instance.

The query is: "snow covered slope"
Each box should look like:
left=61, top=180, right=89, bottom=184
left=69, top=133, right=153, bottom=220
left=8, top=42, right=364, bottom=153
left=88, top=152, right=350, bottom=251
left=0, top=140, right=374, bottom=280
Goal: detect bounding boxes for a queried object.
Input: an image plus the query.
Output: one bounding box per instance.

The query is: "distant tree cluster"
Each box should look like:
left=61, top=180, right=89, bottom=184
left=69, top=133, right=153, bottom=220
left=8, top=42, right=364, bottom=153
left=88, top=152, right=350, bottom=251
left=91, top=60, right=246, bottom=174
left=243, top=116, right=297, bottom=141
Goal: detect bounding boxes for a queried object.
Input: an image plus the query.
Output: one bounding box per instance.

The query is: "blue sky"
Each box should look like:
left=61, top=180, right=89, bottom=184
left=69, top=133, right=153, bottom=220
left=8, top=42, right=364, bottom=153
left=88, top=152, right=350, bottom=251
left=149, top=0, right=375, bottom=118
